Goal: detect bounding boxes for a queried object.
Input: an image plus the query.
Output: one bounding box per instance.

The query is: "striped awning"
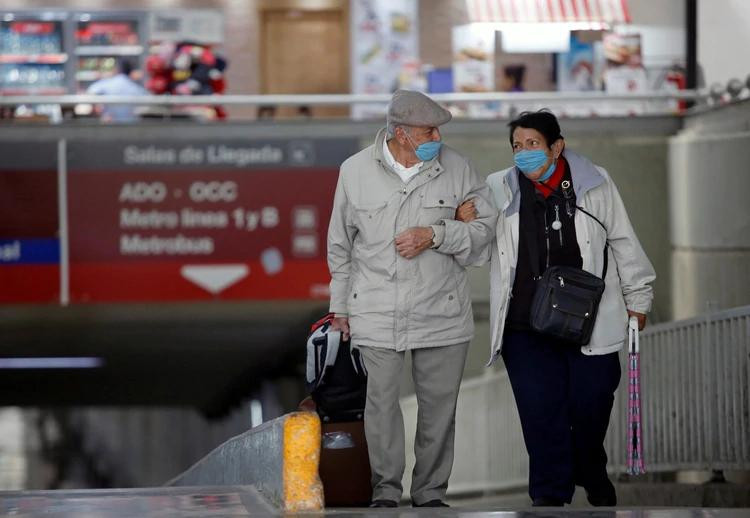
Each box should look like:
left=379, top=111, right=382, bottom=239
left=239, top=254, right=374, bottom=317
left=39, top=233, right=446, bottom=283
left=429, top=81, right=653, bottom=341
left=466, top=0, right=631, bottom=24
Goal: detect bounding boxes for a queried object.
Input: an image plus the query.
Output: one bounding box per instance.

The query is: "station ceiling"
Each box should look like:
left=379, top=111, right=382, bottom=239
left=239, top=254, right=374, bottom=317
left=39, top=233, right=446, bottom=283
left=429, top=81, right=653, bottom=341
left=0, top=301, right=327, bottom=417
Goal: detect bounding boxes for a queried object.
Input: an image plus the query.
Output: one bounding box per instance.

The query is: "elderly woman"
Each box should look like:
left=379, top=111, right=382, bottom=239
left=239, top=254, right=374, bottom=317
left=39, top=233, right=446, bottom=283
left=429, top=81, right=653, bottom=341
left=459, top=110, right=655, bottom=507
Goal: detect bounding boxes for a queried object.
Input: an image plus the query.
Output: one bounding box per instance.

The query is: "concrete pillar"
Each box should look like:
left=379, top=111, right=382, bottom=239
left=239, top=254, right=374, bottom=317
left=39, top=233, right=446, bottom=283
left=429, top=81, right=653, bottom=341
left=669, top=111, right=750, bottom=318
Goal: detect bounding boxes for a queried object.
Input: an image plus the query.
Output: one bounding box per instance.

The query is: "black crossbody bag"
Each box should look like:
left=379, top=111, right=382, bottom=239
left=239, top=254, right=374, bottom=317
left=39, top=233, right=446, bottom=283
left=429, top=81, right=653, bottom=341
left=527, top=205, right=608, bottom=346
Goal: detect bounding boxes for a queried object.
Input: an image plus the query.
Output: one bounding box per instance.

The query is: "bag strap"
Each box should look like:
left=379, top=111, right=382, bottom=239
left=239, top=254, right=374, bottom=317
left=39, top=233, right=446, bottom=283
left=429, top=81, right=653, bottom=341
left=575, top=205, right=608, bottom=279
left=519, top=172, right=609, bottom=280
left=522, top=203, right=609, bottom=280
left=310, top=312, right=334, bottom=332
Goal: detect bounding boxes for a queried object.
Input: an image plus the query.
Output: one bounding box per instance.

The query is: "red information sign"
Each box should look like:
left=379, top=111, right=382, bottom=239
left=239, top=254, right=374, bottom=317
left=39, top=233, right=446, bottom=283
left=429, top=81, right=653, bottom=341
left=66, top=139, right=357, bottom=303
left=0, top=142, right=60, bottom=304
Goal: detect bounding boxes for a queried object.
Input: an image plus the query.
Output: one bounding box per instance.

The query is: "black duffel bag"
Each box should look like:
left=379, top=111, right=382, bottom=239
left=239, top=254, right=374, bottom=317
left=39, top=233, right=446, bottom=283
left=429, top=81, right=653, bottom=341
left=306, top=314, right=367, bottom=423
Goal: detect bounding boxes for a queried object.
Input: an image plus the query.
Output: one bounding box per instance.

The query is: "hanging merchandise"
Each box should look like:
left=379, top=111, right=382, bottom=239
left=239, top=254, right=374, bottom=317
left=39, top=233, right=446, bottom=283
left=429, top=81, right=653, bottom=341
left=76, top=20, right=139, bottom=47
left=145, top=41, right=228, bottom=118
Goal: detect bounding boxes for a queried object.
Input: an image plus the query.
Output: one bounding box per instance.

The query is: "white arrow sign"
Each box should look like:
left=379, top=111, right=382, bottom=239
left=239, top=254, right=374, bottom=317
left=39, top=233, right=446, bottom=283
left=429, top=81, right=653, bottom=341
left=180, top=264, right=249, bottom=294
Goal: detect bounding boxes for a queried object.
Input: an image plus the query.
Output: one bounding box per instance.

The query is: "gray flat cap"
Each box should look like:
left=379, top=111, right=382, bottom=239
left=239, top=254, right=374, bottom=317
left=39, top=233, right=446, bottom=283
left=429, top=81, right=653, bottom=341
left=387, top=89, right=452, bottom=128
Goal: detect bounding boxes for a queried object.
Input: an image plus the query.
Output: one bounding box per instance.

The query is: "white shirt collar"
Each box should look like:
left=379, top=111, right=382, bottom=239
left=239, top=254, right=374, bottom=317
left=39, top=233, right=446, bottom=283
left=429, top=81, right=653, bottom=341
left=383, top=138, right=422, bottom=182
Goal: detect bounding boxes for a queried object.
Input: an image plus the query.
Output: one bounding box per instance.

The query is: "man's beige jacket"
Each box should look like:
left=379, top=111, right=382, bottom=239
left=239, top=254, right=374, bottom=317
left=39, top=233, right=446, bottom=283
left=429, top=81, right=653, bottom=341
left=327, top=128, right=497, bottom=351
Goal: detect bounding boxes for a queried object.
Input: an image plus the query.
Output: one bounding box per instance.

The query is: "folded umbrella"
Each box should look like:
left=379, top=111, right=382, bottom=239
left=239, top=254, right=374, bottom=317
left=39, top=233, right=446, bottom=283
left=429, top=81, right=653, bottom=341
left=627, top=316, right=646, bottom=475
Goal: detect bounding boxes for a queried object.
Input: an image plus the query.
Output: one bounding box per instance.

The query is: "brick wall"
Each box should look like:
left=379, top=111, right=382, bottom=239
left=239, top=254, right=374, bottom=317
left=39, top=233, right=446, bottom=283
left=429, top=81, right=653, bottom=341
left=418, top=0, right=468, bottom=69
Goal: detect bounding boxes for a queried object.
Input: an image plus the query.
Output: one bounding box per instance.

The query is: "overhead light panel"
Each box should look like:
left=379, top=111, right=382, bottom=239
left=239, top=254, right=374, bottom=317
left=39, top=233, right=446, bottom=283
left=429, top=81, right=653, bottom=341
left=0, top=357, right=105, bottom=369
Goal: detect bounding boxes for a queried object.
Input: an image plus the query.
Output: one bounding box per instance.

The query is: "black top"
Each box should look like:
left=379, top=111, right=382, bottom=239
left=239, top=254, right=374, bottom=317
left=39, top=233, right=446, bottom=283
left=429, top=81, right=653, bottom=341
left=506, top=159, right=583, bottom=330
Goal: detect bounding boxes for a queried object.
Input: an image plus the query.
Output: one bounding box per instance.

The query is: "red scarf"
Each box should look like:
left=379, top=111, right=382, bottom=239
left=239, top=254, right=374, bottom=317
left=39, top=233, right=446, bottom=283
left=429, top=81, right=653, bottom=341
left=533, top=158, right=565, bottom=198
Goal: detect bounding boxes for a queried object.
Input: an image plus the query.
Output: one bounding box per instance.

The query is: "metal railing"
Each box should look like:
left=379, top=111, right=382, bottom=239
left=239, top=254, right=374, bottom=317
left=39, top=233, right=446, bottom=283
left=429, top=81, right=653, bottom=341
left=400, top=306, right=750, bottom=496
left=0, top=90, right=707, bottom=107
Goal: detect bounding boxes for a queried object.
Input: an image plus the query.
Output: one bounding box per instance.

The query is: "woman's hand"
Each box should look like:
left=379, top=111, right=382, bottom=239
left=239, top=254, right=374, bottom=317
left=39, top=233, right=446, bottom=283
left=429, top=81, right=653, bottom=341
left=455, top=199, right=477, bottom=222
left=627, top=310, right=647, bottom=331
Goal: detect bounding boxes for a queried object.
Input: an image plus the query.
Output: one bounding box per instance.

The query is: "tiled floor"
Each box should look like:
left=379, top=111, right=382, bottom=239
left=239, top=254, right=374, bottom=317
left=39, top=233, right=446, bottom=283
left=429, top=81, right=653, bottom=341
left=1, top=486, right=750, bottom=517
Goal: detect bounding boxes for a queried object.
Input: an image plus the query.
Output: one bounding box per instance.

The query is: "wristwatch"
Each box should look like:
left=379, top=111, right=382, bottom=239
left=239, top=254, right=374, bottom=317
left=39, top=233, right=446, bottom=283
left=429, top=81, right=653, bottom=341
left=429, top=222, right=445, bottom=249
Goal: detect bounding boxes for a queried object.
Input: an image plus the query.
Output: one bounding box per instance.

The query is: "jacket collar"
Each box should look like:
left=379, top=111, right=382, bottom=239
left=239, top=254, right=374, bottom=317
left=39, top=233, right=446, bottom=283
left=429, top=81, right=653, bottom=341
left=564, top=149, right=605, bottom=200
left=371, top=127, right=444, bottom=175
left=501, top=149, right=604, bottom=216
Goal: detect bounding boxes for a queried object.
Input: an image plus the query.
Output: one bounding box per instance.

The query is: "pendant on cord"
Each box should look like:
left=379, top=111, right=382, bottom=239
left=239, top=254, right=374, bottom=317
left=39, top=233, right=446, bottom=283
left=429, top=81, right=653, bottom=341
left=552, top=204, right=562, bottom=231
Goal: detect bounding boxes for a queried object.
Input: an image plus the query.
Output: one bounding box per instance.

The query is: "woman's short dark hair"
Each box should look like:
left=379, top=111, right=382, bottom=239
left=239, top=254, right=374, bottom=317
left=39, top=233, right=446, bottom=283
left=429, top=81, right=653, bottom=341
left=508, top=109, right=563, bottom=148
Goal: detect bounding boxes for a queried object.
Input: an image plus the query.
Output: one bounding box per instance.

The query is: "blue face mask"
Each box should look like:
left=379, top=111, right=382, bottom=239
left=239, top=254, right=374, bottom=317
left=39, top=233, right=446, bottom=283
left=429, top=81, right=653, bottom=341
left=514, top=150, right=556, bottom=182
left=406, top=133, right=442, bottom=161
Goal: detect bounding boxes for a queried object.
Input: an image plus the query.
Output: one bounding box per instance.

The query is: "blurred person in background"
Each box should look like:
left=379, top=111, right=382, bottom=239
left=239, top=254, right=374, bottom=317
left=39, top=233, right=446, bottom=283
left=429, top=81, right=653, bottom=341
left=257, top=105, right=277, bottom=119
left=327, top=90, right=497, bottom=508
left=501, top=65, right=526, bottom=92
left=87, top=58, right=148, bottom=123
left=458, top=109, right=654, bottom=507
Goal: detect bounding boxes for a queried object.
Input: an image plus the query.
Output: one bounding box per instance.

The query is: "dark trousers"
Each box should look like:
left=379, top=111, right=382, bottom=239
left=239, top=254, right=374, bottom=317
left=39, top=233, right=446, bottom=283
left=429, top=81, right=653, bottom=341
left=502, top=330, right=621, bottom=504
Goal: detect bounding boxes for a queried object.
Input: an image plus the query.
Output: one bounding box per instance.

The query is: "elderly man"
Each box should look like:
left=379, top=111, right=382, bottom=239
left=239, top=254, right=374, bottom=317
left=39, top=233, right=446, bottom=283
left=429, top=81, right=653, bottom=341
left=327, top=90, right=497, bottom=508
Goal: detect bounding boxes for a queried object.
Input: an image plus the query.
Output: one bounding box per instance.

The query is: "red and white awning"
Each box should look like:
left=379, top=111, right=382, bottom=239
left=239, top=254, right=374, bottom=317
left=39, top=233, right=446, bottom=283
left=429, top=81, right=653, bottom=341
left=466, top=0, right=631, bottom=24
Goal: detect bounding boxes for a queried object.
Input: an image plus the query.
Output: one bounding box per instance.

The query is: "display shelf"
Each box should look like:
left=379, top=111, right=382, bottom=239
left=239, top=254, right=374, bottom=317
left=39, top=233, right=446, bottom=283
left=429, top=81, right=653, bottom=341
left=1, top=86, right=67, bottom=95
left=73, top=15, right=145, bottom=93
left=75, top=70, right=101, bottom=81
left=0, top=53, right=67, bottom=64
left=75, top=45, right=143, bottom=56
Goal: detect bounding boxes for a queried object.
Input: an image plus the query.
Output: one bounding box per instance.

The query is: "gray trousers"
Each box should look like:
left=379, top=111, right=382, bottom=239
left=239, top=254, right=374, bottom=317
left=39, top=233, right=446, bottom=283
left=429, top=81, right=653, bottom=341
left=358, top=342, right=469, bottom=505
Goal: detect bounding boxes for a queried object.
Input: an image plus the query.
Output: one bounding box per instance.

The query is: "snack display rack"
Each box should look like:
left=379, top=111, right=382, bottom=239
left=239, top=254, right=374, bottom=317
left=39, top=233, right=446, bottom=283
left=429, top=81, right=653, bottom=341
left=0, top=9, right=221, bottom=98
left=0, top=11, right=70, bottom=95
left=73, top=11, right=147, bottom=92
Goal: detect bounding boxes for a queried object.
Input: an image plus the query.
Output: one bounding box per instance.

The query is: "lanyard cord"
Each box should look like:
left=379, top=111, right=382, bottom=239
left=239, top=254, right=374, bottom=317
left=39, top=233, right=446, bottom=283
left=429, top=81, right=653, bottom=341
left=531, top=172, right=610, bottom=278
left=524, top=187, right=609, bottom=279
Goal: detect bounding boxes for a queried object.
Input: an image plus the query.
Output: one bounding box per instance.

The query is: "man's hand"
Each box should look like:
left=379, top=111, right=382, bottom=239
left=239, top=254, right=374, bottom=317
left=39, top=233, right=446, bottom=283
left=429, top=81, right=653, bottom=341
left=627, top=310, right=647, bottom=331
left=455, top=199, right=477, bottom=223
left=395, top=227, right=434, bottom=259
left=331, top=316, right=350, bottom=341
